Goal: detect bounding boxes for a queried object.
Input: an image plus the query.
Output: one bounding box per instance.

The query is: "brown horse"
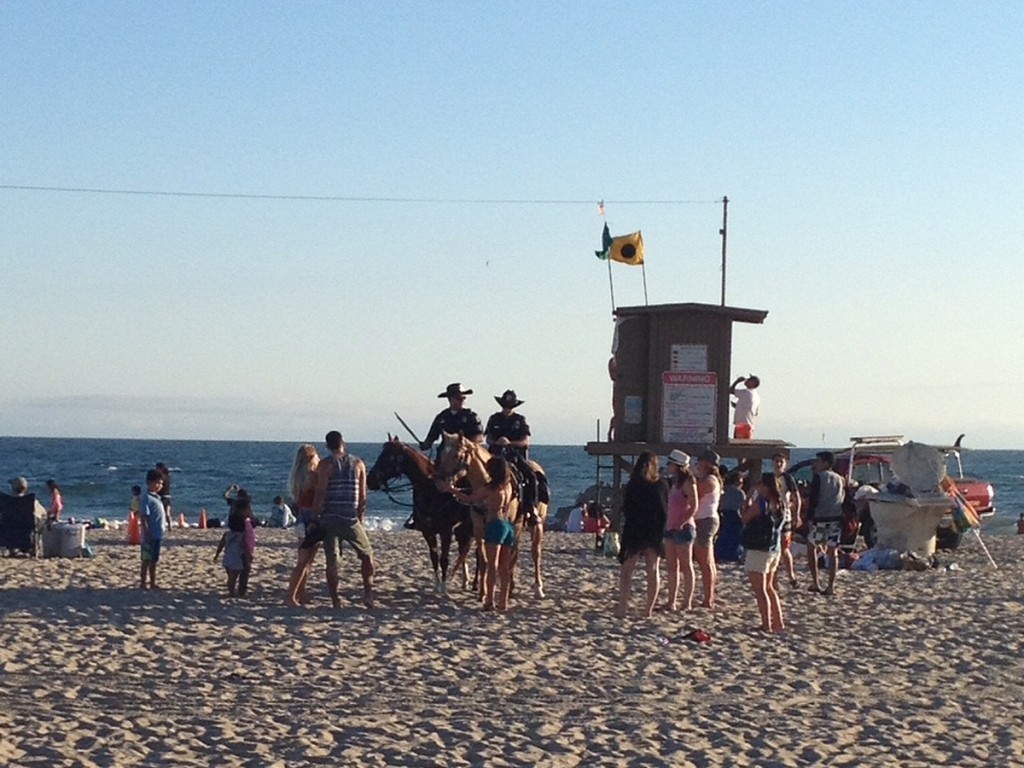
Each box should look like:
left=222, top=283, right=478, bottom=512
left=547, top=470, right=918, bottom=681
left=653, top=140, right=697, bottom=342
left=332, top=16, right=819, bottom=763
left=434, top=432, right=548, bottom=599
left=366, top=436, right=474, bottom=597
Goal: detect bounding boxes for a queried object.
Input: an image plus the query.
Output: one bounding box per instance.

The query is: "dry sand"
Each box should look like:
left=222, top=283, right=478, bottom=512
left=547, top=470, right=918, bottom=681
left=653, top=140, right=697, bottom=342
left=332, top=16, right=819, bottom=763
left=2, top=526, right=1023, bottom=767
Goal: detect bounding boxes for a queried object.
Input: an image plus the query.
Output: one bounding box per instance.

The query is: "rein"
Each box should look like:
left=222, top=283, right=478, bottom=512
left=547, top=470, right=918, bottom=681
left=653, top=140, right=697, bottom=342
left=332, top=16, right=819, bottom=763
left=376, top=477, right=415, bottom=508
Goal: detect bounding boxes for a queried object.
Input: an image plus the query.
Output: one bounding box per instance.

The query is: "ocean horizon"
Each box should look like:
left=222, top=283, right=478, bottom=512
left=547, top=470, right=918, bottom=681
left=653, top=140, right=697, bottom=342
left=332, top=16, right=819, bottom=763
left=2, top=436, right=1020, bottom=536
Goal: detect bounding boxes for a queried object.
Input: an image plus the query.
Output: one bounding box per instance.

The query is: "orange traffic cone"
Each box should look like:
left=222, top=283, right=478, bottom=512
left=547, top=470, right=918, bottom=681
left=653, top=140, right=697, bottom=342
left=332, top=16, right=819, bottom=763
left=178, top=512, right=187, bottom=529
left=127, top=511, right=141, bottom=545
left=199, top=508, right=207, bottom=529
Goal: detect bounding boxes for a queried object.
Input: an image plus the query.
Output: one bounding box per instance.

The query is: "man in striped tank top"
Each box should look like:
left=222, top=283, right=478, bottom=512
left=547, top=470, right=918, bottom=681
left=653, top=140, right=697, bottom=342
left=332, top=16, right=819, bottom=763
left=313, top=430, right=375, bottom=609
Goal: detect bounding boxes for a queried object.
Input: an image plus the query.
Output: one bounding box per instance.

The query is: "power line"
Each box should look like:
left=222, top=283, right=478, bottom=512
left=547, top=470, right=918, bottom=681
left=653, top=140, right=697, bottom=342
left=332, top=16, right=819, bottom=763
left=0, top=183, right=721, bottom=206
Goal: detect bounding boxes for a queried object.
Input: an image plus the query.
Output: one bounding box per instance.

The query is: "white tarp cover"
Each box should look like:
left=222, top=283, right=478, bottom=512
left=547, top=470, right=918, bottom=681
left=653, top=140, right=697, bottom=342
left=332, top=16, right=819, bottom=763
left=889, top=441, right=946, bottom=496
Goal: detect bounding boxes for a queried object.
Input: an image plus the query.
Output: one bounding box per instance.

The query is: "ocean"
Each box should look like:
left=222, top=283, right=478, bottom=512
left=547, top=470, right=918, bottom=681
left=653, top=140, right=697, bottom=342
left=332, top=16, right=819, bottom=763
left=1, top=437, right=1021, bottom=535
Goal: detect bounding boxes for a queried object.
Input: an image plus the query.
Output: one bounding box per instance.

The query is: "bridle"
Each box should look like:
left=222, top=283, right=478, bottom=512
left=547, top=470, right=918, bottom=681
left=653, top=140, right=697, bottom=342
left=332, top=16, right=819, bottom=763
left=434, top=436, right=475, bottom=488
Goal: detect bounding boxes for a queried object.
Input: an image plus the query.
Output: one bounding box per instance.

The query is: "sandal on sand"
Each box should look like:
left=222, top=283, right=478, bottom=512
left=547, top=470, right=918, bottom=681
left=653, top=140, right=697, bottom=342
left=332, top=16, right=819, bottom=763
left=684, top=628, right=712, bottom=644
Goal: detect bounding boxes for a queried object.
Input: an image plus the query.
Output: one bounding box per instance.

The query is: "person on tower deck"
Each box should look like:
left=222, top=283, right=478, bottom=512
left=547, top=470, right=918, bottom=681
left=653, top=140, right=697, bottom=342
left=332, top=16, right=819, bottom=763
left=730, top=374, right=761, bottom=439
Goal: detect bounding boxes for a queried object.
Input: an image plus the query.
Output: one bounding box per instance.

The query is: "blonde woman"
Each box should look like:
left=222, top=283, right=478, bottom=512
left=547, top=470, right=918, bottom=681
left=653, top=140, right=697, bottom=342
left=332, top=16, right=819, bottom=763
left=285, top=444, right=321, bottom=606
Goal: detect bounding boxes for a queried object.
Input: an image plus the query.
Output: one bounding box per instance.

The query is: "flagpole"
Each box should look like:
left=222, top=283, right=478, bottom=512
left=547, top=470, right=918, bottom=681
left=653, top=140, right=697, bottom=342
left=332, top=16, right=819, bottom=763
left=607, top=253, right=615, bottom=311
left=641, top=261, right=649, bottom=305
left=599, top=201, right=615, bottom=312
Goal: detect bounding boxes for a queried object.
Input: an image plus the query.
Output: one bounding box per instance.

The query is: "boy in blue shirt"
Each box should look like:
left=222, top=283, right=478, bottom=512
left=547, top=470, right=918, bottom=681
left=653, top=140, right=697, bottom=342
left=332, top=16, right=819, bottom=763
left=140, top=469, right=168, bottom=589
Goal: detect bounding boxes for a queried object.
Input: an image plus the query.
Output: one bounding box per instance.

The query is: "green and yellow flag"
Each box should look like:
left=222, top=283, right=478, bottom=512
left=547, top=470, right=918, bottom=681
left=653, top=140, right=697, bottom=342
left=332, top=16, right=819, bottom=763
left=595, top=224, right=644, bottom=266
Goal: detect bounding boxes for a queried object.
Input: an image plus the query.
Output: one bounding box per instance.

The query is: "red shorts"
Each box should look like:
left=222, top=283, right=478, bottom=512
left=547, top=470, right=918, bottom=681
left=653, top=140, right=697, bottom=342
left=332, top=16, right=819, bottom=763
left=733, top=423, right=753, bottom=439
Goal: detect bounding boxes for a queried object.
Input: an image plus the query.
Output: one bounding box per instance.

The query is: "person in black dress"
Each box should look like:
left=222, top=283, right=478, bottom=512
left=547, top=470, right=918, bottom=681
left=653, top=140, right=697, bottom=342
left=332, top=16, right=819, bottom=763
left=614, top=452, right=668, bottom=618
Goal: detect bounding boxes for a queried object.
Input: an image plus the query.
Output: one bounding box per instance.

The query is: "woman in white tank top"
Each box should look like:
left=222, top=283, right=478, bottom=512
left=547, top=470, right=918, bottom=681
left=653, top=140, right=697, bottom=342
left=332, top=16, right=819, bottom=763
left=693, top=450, right=723, bottom=609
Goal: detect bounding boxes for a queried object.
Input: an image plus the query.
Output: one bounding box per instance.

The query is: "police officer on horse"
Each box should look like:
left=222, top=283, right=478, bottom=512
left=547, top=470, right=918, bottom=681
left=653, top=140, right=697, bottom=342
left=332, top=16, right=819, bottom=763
left=486, top=389, right=543, bottom=526
left=420, top=383, right=485, bottom=454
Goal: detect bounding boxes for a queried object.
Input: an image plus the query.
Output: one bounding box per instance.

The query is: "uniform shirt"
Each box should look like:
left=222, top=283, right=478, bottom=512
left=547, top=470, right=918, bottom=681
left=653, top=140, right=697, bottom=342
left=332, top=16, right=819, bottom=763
left=485, top=411, right=531, bottom=460
left=423, top=408, right=484, bottom=447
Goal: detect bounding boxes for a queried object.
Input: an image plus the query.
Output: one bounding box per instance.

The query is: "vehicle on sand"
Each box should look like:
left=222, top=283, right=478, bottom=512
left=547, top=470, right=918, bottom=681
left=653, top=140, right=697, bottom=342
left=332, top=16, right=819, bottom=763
left=789, top=435, right=995, bottom=550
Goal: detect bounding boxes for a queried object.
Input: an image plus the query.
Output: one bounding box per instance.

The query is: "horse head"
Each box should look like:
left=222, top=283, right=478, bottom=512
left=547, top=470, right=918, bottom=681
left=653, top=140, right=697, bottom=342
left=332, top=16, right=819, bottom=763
left=433, top=431, right=475, bottom=491
left=366, top=436, right=407, bottom=491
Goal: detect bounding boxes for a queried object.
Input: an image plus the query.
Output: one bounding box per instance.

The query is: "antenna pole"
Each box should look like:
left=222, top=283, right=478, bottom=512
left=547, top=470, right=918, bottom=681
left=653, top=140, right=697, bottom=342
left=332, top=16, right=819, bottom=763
left=719, top=195, right=729, bottom=306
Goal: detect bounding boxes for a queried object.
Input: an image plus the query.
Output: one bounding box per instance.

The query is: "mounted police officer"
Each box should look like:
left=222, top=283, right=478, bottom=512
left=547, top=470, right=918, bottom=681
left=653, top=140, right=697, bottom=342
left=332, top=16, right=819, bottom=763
left=408, top=383, right=484, bottom=530
left=486, top=389, right=544, bottom=526
left=485, top=389, right=531, bottom=462
left=420, top=383, right=485, bottom=454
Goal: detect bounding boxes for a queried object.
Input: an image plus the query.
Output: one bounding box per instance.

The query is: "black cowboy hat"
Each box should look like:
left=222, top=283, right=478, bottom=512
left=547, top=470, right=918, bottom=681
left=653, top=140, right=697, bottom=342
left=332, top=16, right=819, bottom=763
left=494, top=389, right=524, bottom=408
left=438, top=382, right=473, bottom=399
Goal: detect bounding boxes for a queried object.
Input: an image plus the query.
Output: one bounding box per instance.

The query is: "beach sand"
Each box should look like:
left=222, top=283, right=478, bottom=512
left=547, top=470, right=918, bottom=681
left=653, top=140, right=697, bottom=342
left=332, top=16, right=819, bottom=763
left=2, top=527, right=1023, bottom=767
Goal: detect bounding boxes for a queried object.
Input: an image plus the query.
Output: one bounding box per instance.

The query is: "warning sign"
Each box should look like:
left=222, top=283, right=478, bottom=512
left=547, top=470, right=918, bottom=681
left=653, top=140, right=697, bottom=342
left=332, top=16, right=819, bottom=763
left=661, top=371, right=717, bottom=443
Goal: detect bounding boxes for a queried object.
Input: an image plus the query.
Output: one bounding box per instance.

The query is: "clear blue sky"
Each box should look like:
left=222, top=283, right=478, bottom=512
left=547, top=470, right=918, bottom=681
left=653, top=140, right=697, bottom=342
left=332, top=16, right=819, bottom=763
left=2, top=2, right=1021, bottom=448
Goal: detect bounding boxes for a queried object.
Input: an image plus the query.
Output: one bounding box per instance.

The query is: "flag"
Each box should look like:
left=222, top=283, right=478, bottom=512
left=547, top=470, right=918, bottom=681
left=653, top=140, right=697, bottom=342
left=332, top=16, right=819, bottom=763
left=595, top=222, right=613, bottom=260
left=609, top=230, right=644, bottom=266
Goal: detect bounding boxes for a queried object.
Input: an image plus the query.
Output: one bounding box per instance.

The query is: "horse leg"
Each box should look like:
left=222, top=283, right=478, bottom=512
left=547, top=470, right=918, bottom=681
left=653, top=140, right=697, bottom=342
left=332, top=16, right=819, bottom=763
left=532, top=522, right=545, bottom=599
left=422, top=530, right=441, bottom=594
left=438, top=527, right=453, bottom=599
left=452, top=521, right=474, bottom=591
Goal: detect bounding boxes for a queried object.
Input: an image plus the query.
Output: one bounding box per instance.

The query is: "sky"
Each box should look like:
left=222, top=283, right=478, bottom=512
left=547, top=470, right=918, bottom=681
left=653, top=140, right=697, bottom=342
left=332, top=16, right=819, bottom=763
left=1, top=2, right=1022, bottom=448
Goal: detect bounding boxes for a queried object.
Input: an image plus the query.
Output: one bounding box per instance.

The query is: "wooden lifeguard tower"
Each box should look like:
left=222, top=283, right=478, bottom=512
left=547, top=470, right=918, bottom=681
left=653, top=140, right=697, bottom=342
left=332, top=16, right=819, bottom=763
left=585, top=301, right=791, bottom=511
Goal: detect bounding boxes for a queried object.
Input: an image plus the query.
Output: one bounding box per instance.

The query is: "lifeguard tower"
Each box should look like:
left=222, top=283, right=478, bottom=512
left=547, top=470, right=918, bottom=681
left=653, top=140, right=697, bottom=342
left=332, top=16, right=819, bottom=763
left=585, top=301, right=791, bottom=508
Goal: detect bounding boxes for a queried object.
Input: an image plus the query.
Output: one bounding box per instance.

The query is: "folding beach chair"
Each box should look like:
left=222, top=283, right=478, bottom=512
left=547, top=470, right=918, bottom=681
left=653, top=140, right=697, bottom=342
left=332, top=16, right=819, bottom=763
left=0, top=493, right=41, bottom=557
left=942, top=477, right=996, bottom=569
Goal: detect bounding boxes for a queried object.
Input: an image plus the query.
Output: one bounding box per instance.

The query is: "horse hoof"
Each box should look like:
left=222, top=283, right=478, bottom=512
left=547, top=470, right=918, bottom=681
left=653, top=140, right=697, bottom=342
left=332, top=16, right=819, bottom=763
left=534, top=584, right=545, bottom=599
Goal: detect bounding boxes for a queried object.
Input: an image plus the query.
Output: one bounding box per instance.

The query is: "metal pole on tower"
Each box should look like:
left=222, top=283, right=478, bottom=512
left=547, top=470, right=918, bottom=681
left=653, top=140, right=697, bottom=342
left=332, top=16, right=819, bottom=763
left=719, top=195, right=729, bottom=306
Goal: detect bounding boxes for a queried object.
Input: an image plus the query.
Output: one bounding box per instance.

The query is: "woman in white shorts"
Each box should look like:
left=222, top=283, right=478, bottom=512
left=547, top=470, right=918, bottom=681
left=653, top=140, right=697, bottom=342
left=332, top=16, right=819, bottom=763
left=741, top=472, right=787, bottom=633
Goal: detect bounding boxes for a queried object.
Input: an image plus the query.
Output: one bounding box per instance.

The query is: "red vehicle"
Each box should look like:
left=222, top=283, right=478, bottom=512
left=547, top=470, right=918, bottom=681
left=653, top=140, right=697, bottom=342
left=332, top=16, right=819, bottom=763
left=789, top=435, right=995, bottom=550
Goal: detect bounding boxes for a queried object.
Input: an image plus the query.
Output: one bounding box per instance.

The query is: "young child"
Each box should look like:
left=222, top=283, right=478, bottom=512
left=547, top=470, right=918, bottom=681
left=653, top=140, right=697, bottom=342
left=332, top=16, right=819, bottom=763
left=139, top=470, right=167, bottom=590
left=215, top=491, right=256, bottom=597
left=45, top=479, right=64, bottom=522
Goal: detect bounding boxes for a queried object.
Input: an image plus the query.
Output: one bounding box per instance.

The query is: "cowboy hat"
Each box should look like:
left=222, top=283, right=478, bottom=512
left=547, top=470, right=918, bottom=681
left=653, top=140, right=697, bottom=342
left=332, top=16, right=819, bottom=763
left=438, top=382, right=473, bottom=399
left=494, top=389, right=524, bottom=408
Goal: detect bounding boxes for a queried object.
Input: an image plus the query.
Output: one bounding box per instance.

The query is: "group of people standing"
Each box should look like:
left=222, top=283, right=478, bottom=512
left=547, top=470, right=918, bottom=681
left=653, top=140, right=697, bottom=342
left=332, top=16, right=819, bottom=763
left=615, top=449, right=725, bottom=621
left=127, top=381, right=539, bottom=610
left=614, top=447, right=846, bottom=634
